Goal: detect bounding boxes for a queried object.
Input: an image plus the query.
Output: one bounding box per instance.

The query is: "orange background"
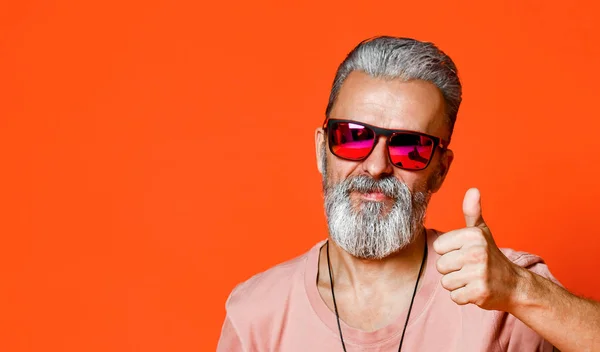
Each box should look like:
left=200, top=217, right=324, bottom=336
left=1, top=0, right=599, bottom=351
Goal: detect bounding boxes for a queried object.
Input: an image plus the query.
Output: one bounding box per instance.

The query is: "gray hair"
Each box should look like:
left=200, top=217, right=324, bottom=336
left=323, top=174, right=430, bottom=259
left=325, top=36, right=462, bottom=139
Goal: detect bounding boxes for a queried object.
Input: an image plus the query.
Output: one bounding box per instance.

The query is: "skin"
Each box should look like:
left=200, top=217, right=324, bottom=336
left=314, top=71, right=453, bottom=331
left=434, top=189, right=600, bottom=352
left=313, top=71, right=600, bottom=351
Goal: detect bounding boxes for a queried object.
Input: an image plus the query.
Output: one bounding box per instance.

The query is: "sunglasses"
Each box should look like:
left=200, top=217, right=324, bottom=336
left=323, top=119, right=448, bottom=171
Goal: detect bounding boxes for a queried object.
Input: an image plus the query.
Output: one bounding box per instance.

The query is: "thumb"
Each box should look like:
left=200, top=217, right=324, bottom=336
left=463, top=188, right=485, bottom=228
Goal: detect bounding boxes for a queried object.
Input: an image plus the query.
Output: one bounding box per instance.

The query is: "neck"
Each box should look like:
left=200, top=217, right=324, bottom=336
left=322, top=229, right=428, bottom=293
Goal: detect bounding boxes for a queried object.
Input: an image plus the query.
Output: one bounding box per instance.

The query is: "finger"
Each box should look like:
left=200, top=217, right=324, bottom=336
left=440, top=270, right=470, bottom=291
left=449, top=286, right=471, bottom=305
left=436, top=249, right=465, bottom=275
left=432, top=229, right=462, bottom=255
left=463, top=188, right=486, bottom=228
left=433, top=228, right=485, bottom=255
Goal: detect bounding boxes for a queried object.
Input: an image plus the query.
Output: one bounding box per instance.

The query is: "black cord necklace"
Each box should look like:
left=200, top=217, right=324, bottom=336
left=326, top=235, right=428, bottom=352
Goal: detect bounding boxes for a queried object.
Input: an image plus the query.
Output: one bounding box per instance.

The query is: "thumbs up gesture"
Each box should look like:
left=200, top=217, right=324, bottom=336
left=433, top=188, right=524, bottom=312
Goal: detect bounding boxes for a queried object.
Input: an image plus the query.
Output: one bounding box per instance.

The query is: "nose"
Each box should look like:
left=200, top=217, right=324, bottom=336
left=361, top=136, right=394, bottom=179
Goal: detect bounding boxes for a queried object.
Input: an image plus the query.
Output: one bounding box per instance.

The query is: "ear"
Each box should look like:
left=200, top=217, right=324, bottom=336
left=430, top=149, right=454, bottom=193
left=315, top=127, right=326, bottom=175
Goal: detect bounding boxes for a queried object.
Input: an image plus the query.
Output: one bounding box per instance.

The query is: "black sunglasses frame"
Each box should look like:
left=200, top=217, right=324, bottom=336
left=323, top=118, right=449, bottom=171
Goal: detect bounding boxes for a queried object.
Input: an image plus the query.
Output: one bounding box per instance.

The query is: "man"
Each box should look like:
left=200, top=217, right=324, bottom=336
left=217, top=36, right=600, bottom=351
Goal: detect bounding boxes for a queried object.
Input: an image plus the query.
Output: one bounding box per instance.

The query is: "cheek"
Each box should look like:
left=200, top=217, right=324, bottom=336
left=422, top=167, right=443, bottom=192
left=325, top=156, right=360, bottom=183
left=324, top=155, right=440, bottom=193
left=393, top=169, right=436, bottom=193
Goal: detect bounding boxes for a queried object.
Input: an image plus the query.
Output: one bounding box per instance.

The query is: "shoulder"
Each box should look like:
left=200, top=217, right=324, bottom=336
left=500, top=247, right=544, bottom=268
left=499, top=247, right=561, bottom=286
left=224, top=241, right=323, bottom=319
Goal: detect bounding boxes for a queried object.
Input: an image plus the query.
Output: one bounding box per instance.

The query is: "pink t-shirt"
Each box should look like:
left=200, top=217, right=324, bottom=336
left=217, top=230, right=559, bottom=351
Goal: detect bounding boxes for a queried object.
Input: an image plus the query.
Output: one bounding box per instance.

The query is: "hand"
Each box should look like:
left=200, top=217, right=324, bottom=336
left=433, top=188, right=525, bottom=312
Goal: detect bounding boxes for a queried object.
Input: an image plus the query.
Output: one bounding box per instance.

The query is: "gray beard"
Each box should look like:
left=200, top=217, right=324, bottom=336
left=323, top=175, right=430, bottom=259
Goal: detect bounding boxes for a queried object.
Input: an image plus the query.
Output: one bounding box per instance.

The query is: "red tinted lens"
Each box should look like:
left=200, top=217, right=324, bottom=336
left=389, top=133, right=435, bottom=170
left=329, top=122, right=375, bottom=160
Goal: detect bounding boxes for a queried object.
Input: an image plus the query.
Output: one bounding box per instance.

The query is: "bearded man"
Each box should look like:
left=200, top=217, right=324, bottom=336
left=217, top=36, right=600, bottom=352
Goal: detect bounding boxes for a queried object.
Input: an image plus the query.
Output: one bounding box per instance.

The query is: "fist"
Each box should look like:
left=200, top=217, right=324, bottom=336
left=432, top=188, right=524, bottom=312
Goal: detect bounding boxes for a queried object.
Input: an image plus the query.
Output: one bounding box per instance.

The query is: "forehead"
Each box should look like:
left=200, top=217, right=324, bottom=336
left=330, top=71, right=448, bottom=136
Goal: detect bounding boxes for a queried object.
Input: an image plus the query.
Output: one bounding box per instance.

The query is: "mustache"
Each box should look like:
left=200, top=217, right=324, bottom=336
left=341, top=175, right=406, bottom=199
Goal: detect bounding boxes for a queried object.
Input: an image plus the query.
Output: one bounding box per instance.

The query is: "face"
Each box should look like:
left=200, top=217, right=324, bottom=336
left=315, top=71, right=454, bottom=259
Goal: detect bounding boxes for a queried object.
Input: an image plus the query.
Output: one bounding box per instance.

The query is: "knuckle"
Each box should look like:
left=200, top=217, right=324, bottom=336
left=450, top=289, right=460, bottom=301
left=451, top=290, right=468, bottom=305
left=474, top=283, right=490, bottom=300
left=469, top=246, right=488, bottom=263
left=477, top=265, right=488, bottom=279
left=465, top=228, right=484, bottom=242
left=479, top=236, right=489, bottom=247
left=470, top=227, right=483, bottom=237
left=432, top=239, right=443, bottom=253
left=441, top=275, right=450, bottom=289
left=436, top=258, right=446, bottom=273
